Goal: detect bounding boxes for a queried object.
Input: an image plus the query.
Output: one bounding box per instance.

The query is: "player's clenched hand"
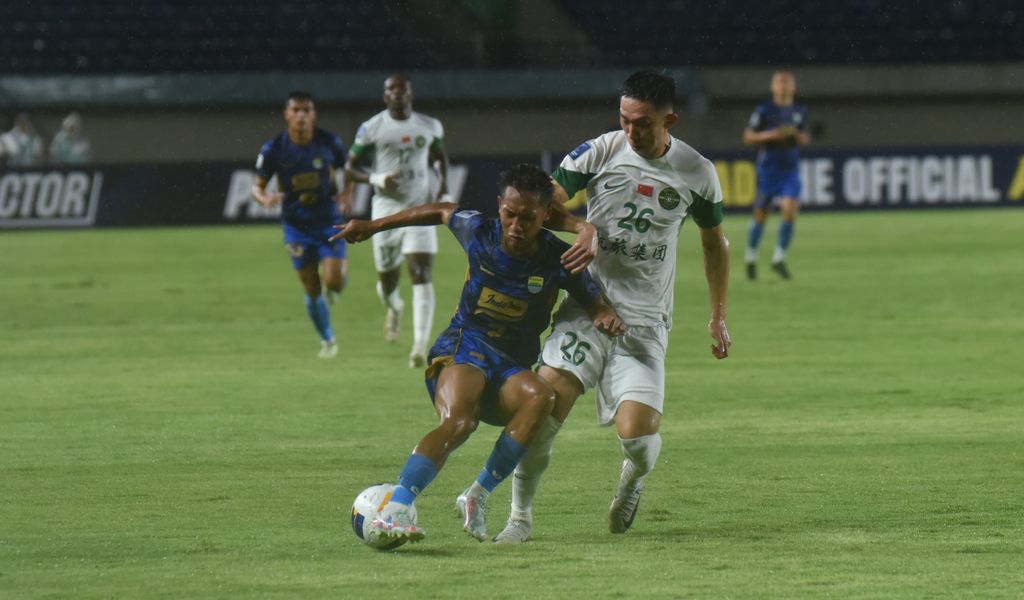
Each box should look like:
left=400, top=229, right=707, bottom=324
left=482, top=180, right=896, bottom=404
left=561, top=222, right=598, bottom=274
left=256, top=192, right=283, bottom=208
left=593, top=305, right=626, bottom=337
left=708, top=317, right=731, bottom=359
left=330, top=220, right=376, bottom=243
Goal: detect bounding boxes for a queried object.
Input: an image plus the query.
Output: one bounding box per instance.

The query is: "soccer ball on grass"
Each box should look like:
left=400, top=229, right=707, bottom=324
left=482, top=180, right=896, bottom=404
left=350, top=483, right=417, bottom=550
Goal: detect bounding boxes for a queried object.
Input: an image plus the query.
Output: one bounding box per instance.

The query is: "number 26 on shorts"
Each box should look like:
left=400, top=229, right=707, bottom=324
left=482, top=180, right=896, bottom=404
left=559, top=331, right=590, bottom=366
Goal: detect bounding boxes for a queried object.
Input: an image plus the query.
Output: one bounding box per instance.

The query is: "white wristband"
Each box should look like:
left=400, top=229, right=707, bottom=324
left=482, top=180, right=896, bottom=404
left=369, top=172, right=387, bottom=188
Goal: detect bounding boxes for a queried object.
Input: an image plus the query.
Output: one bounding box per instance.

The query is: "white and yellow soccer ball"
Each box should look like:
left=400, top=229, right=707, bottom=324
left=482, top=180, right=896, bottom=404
left=350, top=484, right=417, bottom=550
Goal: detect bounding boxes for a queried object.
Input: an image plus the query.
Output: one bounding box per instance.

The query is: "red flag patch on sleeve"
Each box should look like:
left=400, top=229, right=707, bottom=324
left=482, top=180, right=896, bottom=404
left=637, top=184, right=654, bottom=197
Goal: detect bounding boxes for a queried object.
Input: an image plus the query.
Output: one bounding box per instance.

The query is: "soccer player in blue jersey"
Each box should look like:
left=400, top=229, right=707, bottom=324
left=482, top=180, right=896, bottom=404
left=743, top=70, right=810, bottom=280
left=251, top=91, right=348, bottom=358
left=332, top=164, right=623, bottom=544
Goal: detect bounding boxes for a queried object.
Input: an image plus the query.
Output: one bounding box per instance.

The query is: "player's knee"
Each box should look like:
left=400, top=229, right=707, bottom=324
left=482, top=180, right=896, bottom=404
left=440, top=415, right=479, bottom=443
left=521, top=382, right=556, bottom=420
left=408, top=264, right=432, bottom=284
left=537, top=366, right=582, bottom=421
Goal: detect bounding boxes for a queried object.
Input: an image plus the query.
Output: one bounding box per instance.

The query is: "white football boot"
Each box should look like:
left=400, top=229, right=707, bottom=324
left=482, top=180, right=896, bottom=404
left=371, top=503, right=425, bottom=543
left=492, top=517, right=532, bottom=544
left=608, top=459, right=644, bottom=534
left=318, top=340, right=338, bottom=359
left=455, top=488, right=488, bottom=542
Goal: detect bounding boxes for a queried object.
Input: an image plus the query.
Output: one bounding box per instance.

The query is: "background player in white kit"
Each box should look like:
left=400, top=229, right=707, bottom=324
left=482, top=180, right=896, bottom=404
left=345, top=74, right=451, bottom=367
left=484, top=70, right=733, bottom=543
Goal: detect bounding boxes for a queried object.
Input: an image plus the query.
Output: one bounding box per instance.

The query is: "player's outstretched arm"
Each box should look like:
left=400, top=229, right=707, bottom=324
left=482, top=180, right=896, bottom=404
left=544, top=181, right=597, bottom=275
left=700, top=225, right=731, bottom=359
left=330, top=202, right=457, bottom=243
left=742, top=127, right=787, bottom=146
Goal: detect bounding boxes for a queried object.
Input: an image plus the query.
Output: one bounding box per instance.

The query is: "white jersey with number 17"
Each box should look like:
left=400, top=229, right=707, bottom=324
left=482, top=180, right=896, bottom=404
left=351, top=110, right=444, bottom=207
left=553, top=130, right=724, bottom=329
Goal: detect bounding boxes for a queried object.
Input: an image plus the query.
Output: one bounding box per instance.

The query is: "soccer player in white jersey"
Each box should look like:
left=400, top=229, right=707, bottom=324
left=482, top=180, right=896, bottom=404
left=344, top=74, right=451, bottom=368
left=483, top=70, right=732, bottom=543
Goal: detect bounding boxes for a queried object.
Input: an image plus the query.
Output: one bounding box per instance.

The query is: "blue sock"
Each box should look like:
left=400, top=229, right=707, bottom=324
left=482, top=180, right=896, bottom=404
left=747, top=220, right=764, bottom=254
left=778, top=220, right=795, bottom=251
left=475, top=432, right=528, bottom=493
left=391, top=453, right=439, bottom=506
left=304, top=295, right=333, bottom=342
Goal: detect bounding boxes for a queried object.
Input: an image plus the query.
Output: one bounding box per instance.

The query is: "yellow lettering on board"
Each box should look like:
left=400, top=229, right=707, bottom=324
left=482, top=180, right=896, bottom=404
left=1007, top=156, right=1024, bottom=201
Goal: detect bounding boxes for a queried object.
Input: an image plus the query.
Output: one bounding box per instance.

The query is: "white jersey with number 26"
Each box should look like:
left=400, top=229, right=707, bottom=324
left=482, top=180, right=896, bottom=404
left=553, top=130, right=723, bottom=328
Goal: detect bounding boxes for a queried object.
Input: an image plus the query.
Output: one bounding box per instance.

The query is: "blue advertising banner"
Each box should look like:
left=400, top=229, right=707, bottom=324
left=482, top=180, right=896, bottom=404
left=710, top=145, right=1024, bottom=211
left=1, top=145, right=1021, bottom=229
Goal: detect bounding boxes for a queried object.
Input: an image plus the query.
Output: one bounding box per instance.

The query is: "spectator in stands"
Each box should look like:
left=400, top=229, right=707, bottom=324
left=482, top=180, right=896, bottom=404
left=49, top=112, right=92, bottom=165
left=0, top=113, right=44, bottom=167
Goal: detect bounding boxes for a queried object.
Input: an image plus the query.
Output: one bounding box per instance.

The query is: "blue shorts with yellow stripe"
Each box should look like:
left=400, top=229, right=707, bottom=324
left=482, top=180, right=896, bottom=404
left=423, top=327, right=529, bottom=426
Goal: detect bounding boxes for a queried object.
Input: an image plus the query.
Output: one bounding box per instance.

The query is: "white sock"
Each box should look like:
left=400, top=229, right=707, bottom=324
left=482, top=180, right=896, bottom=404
left=619, top=433, right=663, bottom=487
left=509, top=416, right=562, bottom=521
left=772, top=246, right=786, bottom=264
left=411, top=283, right=434, bottom=352
left=375, top=281, right=403, bottom=312
left=468, top=480, right=490, bottom=502
left=745, top=246, right=758, bottom=264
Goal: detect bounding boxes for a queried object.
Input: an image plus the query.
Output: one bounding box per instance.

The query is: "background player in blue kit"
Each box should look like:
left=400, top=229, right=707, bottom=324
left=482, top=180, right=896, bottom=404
left=743, top=70, right=810, bottom=280
left=251, top=91, right=348, bottom=358
left=332, top=164, right=623, bottom=544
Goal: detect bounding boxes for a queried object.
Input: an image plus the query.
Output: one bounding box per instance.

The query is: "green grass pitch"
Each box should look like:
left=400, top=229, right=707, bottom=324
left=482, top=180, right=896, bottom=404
left=2, top=208, right=1022, bottom=599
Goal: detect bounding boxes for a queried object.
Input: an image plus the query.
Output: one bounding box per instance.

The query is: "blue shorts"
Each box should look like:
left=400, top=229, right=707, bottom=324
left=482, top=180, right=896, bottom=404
left=283, top=222, right=346, bottom=269
left=423, top=327, right=529, bottom=426
left=754, top=171, right=802, bottom=209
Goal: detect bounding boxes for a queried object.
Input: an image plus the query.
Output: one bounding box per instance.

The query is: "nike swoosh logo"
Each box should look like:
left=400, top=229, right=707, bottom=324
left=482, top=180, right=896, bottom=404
left=603, top=181, right=626, bottom=190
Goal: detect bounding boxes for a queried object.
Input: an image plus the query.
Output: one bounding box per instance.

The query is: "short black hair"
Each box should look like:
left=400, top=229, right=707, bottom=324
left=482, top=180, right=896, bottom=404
left=286, top=90, right=315, bottom=105
left=499, top=163, right=554, bottom=207
left=620, top=70, right=676, bottom=111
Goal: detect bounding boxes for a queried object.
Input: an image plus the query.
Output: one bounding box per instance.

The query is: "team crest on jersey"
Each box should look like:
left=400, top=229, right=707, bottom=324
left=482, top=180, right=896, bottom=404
left=312, top=158, right=323, bottom=169
left=658, top=187, right=681, bottom=210
left=569, top=142, right=591, bottom=159
left=527, top=275, right=544, bottom=294
left=415, top=135, right=426, bottom=148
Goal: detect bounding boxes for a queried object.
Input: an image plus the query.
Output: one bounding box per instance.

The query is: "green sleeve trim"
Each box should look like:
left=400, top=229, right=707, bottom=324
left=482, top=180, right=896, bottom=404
left=689, top=190, right=724, bottom=229
left=429, top=137, right=444, bottom=152
left=551, top=167, right=594, bottom=198
left=350, top=142, right=374, bottom=157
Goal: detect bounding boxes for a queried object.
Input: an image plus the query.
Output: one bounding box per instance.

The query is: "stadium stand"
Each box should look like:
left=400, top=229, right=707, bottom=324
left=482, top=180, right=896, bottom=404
left=0, top=1, right=441, bottom=73
left=558, top=0, right=1024, bottom=66
left=4, top=0, right=1022, bottom=73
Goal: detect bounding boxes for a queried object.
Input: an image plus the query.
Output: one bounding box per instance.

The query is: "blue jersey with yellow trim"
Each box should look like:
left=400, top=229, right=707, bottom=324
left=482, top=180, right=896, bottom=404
left=748, top=101, right=808, bottom=178
left=445, top=209, right=602, bottom=366
left=255, top=127, right=346, bottom=229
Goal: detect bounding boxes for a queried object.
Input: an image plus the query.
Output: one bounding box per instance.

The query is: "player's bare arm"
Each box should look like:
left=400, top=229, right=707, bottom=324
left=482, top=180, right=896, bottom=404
left=544, top=180, right=597, bottom=274
left=700, top=225, right=731, bottom=359
left=584, top=296, right=626, bottom=337
left=331, top=202, right=457, bottom=243
left=428, top=144, right=451, bottom=200
left=344, top=150, right=400, bottom=192
left=742, top=127, right=787, bottom=145
left=250, top=175, right=282, bottom=207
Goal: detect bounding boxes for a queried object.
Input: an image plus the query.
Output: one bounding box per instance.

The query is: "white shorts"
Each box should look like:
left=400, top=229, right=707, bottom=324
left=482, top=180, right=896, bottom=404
left=540, top=300, right=668, bottom=426
left=371, top=198, right=438, bottom=272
